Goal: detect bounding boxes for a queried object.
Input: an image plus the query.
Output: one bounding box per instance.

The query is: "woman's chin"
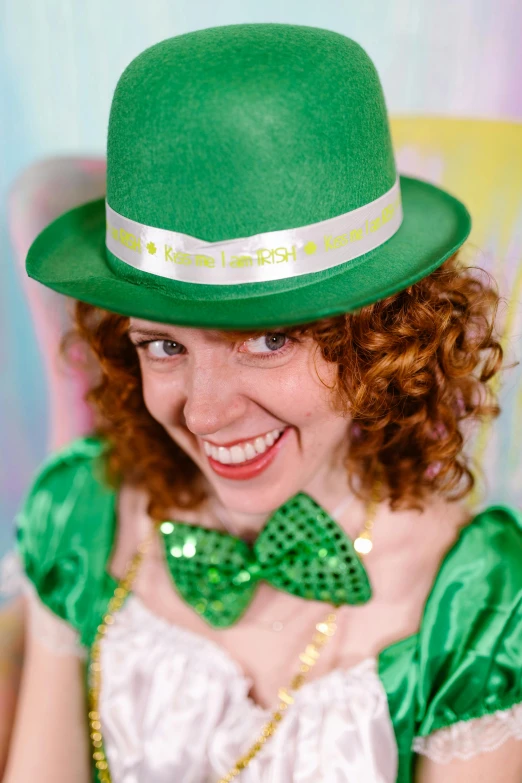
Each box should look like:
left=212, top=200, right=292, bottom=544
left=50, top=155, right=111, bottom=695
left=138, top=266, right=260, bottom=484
left=206, top=449, right=305, bottom=515
left=187, top=427, right=303, bottom=514
left=210, top=480, right=302, bottom=517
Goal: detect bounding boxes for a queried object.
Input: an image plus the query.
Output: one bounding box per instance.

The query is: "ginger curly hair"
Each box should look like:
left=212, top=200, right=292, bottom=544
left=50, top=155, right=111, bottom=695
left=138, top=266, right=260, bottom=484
left=64, top=254, right=503, bottom=518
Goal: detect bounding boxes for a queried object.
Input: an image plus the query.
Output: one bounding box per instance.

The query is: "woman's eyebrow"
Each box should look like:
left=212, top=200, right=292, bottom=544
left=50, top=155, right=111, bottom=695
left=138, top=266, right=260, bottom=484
left=127, top=327, right=178, bottom=340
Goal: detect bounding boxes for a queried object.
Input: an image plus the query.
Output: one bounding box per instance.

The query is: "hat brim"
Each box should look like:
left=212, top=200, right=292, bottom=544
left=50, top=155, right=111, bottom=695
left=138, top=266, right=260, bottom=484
left=26, top=175, right=470, bottom=329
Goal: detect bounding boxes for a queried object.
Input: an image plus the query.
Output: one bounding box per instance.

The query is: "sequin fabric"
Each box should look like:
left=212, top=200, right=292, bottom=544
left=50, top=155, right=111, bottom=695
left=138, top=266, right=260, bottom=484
left=158, top=492, right=372, bottom=627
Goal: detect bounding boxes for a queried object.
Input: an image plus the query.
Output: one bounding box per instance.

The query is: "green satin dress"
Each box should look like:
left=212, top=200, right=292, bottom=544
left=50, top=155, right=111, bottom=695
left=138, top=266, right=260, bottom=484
left=15, top=437, right=522, bottom=782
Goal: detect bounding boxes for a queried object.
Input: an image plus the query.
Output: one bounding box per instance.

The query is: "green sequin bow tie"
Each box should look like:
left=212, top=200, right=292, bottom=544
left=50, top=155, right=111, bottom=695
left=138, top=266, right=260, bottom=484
left=158, top=492, right=372, bottom=628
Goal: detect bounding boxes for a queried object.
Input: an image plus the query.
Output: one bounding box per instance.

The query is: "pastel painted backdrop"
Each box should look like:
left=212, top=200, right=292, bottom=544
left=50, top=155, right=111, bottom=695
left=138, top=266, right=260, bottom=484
left=1, top=0, right=522, bottom=557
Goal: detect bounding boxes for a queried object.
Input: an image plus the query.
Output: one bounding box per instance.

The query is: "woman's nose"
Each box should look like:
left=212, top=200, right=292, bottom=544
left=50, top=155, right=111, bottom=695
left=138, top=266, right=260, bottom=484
left=182, top=364, right=248, bottom=437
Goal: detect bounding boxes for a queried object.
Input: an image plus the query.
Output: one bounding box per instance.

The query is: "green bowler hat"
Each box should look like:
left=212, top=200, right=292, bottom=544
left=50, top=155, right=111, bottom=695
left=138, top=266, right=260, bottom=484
left=26, top=23, right=471, bottom=329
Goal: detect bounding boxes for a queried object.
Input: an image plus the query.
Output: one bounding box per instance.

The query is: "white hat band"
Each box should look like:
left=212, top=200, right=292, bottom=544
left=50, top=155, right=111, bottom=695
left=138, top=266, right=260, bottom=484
left=106, top=178, right=402, bottom=286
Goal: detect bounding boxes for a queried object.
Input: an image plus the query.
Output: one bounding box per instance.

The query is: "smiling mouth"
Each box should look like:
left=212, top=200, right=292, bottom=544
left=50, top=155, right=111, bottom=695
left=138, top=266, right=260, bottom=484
left=201, top=427, right=290, bottom=481
left=202, top=428, right=285, bottom=465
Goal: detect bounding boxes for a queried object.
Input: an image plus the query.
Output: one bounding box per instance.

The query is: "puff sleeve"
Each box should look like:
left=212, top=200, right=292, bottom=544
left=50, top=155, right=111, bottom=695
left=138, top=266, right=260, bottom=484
left=414, top=506, right=522, bottom=738
left=15, top=436, right=118, bottom=650
left=379, top=506, right=522, bottom=780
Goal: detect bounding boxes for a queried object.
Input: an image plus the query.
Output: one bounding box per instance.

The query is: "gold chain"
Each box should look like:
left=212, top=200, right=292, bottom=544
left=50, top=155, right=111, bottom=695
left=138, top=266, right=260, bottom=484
left=354, top=478, right=380, bottom=555
left=87, top=531, right=337, bottom=782
left=88, top=532, right=155, bottom=781
left=216, top=611, right=337, bottom=782
left=88, top=494, right=377, bottom=782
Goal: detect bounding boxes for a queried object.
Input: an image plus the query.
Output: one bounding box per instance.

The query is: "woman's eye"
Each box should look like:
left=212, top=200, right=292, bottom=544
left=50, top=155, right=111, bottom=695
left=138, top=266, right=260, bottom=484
left=146, top=340, right=184, bottom=358
left=243, top=333, right=288, bottom=354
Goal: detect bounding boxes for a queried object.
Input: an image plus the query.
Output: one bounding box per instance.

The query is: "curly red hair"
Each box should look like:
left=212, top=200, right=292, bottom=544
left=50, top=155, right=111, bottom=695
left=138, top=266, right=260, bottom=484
left=64, top=255, right=503, bottom=518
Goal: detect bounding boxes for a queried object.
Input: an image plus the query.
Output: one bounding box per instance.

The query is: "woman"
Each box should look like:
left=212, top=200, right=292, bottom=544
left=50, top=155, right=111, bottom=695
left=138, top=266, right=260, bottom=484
left=4, top=23, right=522, bottom=783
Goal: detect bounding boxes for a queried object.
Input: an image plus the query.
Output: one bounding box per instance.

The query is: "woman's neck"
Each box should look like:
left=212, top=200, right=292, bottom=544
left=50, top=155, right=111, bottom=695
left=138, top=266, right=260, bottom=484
left=204, top=457, right=366, bottom=542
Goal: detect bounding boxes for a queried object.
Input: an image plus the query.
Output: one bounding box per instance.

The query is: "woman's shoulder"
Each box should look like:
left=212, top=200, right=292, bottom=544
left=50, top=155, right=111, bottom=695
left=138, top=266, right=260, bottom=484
left=425, top=503, right=522, bottom=616
left=16, top=434, right=114, bottom=547
left=379, top=503, right=522, bottom=760
left=416, top=503, right=522, bottom=665
left=454, top=502, right=521, bottom=553
left=15, top=435, right=117, bottom=643
left=413, top=504, right=522, bottom=730
left=21, top=434, right=109, bottom=494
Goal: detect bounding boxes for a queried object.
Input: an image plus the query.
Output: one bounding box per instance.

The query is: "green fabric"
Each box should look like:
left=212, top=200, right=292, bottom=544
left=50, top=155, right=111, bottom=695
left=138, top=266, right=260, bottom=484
left=16, top=437, right=522, bottom=783
left=379, top=505, right=522, bottom=781
left=158, top=493, right=371, bottom=628
left=107, top=25, right=395, bottom=238
left=25, top=24, right=471, bottom=329
left=15, top=437, right=119, bottom=649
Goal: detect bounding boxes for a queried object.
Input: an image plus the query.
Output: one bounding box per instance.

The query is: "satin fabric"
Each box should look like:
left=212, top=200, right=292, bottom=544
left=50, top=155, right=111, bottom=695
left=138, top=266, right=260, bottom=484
left=15, top=436, right=522, bottom=783
left=105, top=180, right=402, bottom=287
left=15, top=437, right=119, bottom=649
left=100, top=594, right=396, bottom=782
left=379, top=505, right=522, bottom=780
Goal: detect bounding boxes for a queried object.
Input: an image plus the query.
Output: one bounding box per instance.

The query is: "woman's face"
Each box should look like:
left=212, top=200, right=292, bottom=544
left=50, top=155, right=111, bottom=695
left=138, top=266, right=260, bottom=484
left=128, top=320, right=350, bottom=515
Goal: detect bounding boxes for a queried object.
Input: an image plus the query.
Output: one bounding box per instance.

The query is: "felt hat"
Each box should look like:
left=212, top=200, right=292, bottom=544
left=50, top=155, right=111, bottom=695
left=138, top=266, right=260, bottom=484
left=26, top=23, right=471, bottom=329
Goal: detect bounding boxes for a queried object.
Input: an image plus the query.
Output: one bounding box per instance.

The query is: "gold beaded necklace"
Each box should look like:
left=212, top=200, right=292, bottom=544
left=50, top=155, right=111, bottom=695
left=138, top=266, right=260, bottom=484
left=87, top=488, right=379, bottom=782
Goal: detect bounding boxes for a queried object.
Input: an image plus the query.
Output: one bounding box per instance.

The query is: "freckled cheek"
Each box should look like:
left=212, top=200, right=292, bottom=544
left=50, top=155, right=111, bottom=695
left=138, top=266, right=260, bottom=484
left=141, top=373, right=186, bottom=426
left=285, top=376, right=335, bottom=417
left=262, top=371, right=335, bottom=427
left=275, top=373, right=344, bottom=444
left=270, top=391, right=335, bottom=430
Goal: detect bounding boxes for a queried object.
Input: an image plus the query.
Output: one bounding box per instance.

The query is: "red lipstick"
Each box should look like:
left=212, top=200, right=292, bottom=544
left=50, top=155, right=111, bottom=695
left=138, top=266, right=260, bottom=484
left=205, top=428, right=290, bottom=481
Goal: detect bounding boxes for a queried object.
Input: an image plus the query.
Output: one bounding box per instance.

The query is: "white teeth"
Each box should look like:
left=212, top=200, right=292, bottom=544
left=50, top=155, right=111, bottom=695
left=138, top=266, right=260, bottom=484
left=254, top=436, right=267, bottom=454
left=217, top=446, right=232, bottom=464
left=203, top=428, right=285, bottom=465
left=230, top=445, right=246, bottom=464
left=244, top=442, right=257, bottom=460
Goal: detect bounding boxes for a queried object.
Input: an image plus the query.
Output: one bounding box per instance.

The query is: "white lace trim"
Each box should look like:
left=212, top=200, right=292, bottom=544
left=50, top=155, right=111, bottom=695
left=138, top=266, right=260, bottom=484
left=0, top=550, right=85, bottom=659
left=24, top=579, right=87, bottom=659
left=413, top=703, right=522, bottom=762
left=0, top=549, right=26, bottom=597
